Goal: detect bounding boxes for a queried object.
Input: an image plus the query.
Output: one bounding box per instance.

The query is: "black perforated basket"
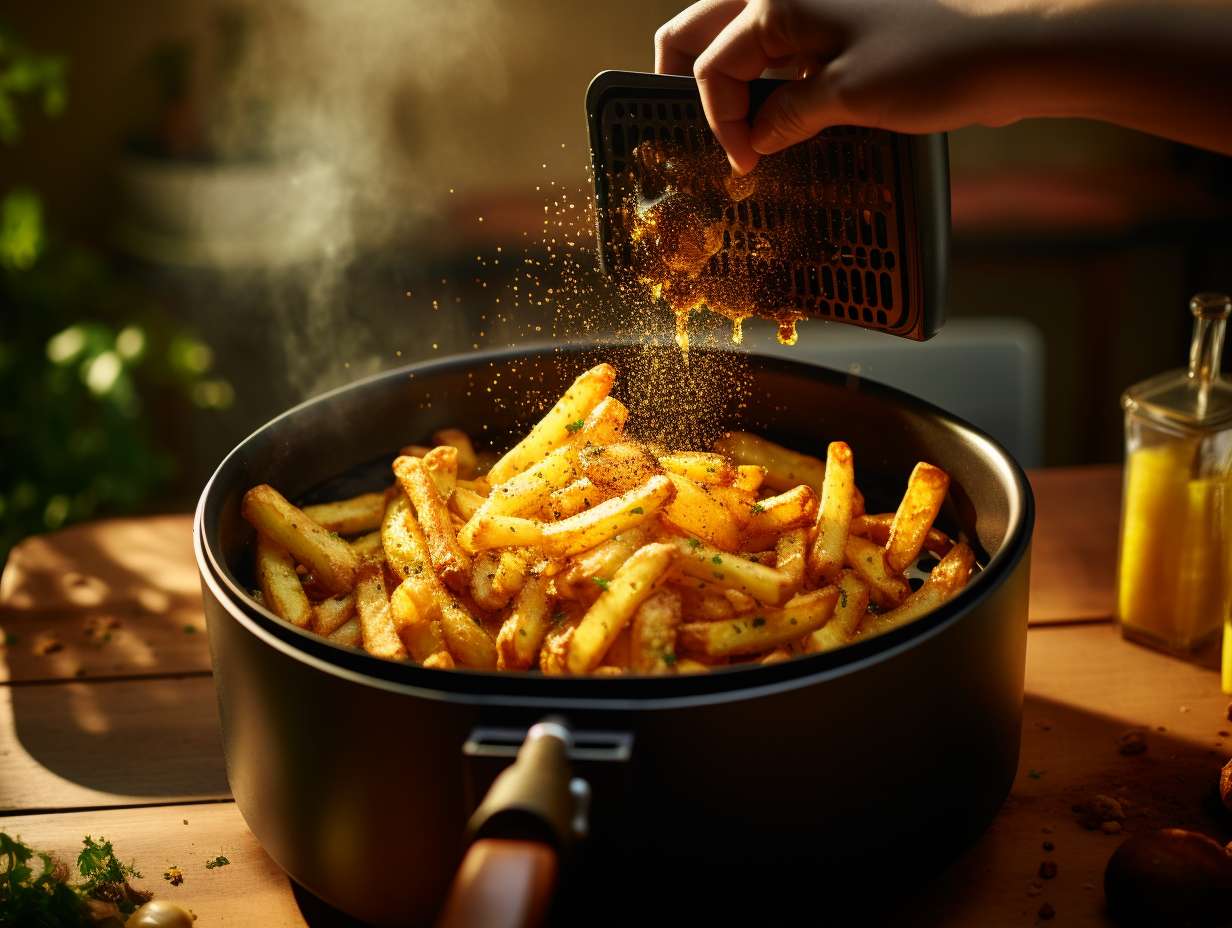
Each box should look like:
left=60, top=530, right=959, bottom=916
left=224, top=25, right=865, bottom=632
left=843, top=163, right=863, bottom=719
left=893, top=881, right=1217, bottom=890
left=586, top=70, right=951, bottom=340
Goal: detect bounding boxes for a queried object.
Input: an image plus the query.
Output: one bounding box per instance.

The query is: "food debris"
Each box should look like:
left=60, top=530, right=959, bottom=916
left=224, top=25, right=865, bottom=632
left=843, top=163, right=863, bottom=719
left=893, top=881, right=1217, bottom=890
left=84, top=615, right=120, bottom=642
left=1074, top=794, right=1125, bottom=830
left=1117, top=730, right=1148, bottom=755
left=1042, top=840, right=1055, bottom=852
left=33, top=633, right=63, bottom=656
left=1038, top=902, right=1056, bottom=920
left=1027, top=769, right=1044, bottom=779
left=1026, top=880, right=1044, bottom=897
left=163, top=866, right=184, bottom=886
left=1102, top=820, right=1123, bottom=835
left=204, top=855, right=230, bottom=870
left=1038, top=860, right=1058, bottom=880
left=183, top=625, right=198, bottom=635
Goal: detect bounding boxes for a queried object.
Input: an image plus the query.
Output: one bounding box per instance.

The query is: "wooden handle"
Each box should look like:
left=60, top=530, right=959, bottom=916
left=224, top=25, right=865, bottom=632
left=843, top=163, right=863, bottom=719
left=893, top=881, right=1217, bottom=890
left=434, top=838, right=558, bottom=928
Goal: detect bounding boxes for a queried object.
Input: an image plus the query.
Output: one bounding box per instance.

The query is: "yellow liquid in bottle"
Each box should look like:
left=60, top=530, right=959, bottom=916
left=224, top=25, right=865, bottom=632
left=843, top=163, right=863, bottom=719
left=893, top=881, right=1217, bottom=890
left=1117, top=439, right=1232, bottom=651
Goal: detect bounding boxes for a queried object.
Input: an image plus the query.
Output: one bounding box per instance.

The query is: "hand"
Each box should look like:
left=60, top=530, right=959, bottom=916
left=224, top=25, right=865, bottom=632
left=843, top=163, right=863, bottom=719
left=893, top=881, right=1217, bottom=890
left=655, top=0, right=1232, bottom=171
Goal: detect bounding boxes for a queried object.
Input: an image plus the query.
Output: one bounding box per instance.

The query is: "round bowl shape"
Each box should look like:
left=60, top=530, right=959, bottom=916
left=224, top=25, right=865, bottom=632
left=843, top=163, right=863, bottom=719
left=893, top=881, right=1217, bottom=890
left=194, top=344, right=1033, bottom=926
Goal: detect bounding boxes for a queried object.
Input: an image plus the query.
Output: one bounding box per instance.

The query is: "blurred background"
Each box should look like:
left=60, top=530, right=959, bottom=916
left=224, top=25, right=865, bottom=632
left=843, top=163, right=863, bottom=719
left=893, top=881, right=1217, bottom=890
left=2, top=0, right=1231, bottom=562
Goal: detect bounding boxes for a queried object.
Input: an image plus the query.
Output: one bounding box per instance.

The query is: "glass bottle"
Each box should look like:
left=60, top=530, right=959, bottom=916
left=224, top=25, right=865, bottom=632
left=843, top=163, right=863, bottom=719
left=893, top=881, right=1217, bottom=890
left=1116, top=293, right=1232, bottom=655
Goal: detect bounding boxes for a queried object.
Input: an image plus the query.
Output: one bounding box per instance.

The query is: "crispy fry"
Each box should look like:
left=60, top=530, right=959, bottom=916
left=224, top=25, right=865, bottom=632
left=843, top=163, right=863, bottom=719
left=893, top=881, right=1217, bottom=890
left=351, top=530, right=384, bottom=564
left=470, top=549, right=527, bottom=611
left=844, top=534, right=910, bottom=607
left=555, top=526, right=654, bottom=600
left=732, top=464, right=766, bottom=494
left=422, top=446, right=459, bottom=500
left=678, top=586, right=840, bottom=658
left=801, top=570, right=871, bottom=653
left=327, top=617, right=362, bottom=648
left=255, top=535, right=312, bottom=627
left=658, top=452, right=735, bottom=486
left=567, top=542, right=676, bottom=674
left=432, top=428, right=478, bottom=479
left=760, top=647, right=792, bottom=664
left=674, top=584, right=736, bottom=622
left=542, top=475, right=674, bottom=558
left=675, top=657, right=712, bottom=674
left=311, top=592, right=356, bottom=636
left=705, top=484, right=757, bottom=528
left=303, top=491, right=387, bottom=536
left=745, top=484, right=818, bottom=544
left=670, top=536, right=793, bottom=606
left=539, top=612, right=582, bottom=675
left=850, top=513, right=953, bottom=557
left=450, top=486, right=486, bottom=522
left=774, top=528, right=807, bottom=596
left=496, top=573, right=555, bottom=670
left=381, top=496, right=430, bottom=580
left=390, top=577, right=453, bottom=667
left=242, top=484, right=358, bottom=594
left=355, top=564, right=406, bottom=660
left=865, top=542, right=975, bottom=636
left=575, top=396, right=628, bottom=446
left=394, top=455, right=471, bottom=592
left=460, top=514, right=544, bottom=552
left=886, top=463, right=951, bottom=573
left=662, top=474, right=741, bottom=551
left=487, top=363, right=615, bottom=485
left=631, top=589, right=682, bottom=674
left=808, top=441, right=856, bottom=584
left=482, top=446, right=580, bottom=517
left=580, top=442, right=660, bottom=491
left=714, top=431, right=826, bottom=493
left=544, top=478, right=608, bottom=519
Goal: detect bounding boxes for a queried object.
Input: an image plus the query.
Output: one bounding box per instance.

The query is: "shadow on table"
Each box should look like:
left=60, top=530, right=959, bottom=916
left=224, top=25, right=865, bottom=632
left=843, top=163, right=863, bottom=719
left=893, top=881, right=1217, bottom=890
left=280, top=690, right=1232, bottom=927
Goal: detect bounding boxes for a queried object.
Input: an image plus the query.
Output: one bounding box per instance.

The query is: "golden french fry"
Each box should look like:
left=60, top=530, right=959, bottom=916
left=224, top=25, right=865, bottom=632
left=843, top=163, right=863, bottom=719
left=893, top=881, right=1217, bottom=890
left=544, top=478, right=609, bottom=520
left=456, top=477, right=490, bottom=496
left=631, top=589, right=682, bottom=674
left=745, top=484, right=818, bottom=543
left=801, top=570, right=871, bottom=653
left=488, top=363, right=615, bottom=485
left=460, top=514, right=544, bottom=553
left=555, top=526, right=654, bottom=600
left=567, top=542, right=676, bottom=674
left=759, top=647, right=792, bottom=664
left=303, top=491, right=388, bottom=536
left=658, top=452, right=736, bottom=486
left=450, top=486, right=486, bottom=522
left=470, top=549, right=527, bottom=611
left=327, top=617, right=362, bottom=648
left=705, top=484, right=757, bottom=528
left=670, top=536, right=793, bottom=606
left=422, top=446, right=459, bottom=500
left=483, top=446, right=580, bottom=517
left=542, top=475, right=674, bottom=558
left=496, top=573, right=555, bottom=670
left=723, top=588, right=757, bottom=612
left=432, top=428, right=478, bottom=479
left=255, top=535, right=312, bottom=628
left=673, top=583, right=736, bottom=622
left=243, top=485, right=358, bottom=594
left=390, top=577, right=453, bottom=667
left=675, top=657, right=712, bottom=674
left=844, top=534, right=910, bottom=607
left=662, top=474, right=742, bottom=552
left=312, top=592, right=356, bottom=636
left=394, top=455, right=471, bottom=592
left=732, top=464, right=766, bottom=494
left=355, top=564, right=406, bottom=660
left=575, top=396, right=628, bottom=446
left=678, top=586, right=840, bottom=658
left=381, top=496, right=430, bottom=580
left=886, top=463, right=951, bottom=573
left=540, top=612, right=582, bottom=675
left=808, top=441, right=856, bottom=584
left=865, top=542, right=975, bottom=637
left=580, top=442, right=661, bottom=491
left=714, top=432, right=826, bottom=493
left=350, top=530, right=384, bottom=565
left=774, top=528, right=807, bottom=596
left=850, top=513, right=953, bottom=557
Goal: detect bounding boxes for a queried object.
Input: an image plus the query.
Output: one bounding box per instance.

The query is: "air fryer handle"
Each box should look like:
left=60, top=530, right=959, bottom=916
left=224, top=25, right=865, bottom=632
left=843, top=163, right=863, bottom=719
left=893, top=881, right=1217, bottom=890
left=434, top=838, right=558, bottom=928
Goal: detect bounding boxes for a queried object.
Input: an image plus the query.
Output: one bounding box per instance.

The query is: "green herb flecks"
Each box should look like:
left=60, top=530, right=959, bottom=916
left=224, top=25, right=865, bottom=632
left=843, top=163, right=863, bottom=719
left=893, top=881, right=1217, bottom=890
left=565, top=419, right=585, bottom=434
left=749, top=502, right=765, bottom=514
left=752, top=616, right=766, bottom=628
left=630, top=506, right=644, bottom=515
left=204, top=855, right=230, bottom=870
left=592, top=577, right=610, bottom=591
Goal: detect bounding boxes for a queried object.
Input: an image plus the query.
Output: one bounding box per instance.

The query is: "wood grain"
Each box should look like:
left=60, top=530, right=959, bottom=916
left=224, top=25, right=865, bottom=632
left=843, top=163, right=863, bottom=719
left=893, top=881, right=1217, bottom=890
left=1027, top=466, right=1121, bottom=625
left=0, top=675, right=229, bottom=813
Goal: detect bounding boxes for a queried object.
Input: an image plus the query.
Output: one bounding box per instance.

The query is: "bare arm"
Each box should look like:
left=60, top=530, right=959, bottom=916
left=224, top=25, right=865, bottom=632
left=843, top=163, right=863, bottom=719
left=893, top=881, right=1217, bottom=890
left=656, top=0, right=1232, bottom=174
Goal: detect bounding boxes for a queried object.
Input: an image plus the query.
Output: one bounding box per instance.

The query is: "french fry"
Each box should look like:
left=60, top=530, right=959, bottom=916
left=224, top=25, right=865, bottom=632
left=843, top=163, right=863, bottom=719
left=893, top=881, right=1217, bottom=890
left=327, top=618, right=362, bottom=648
left=567, top=542, right=676, bottom=674
left=311, top=592, right=356, bottom=636
left=574, top=396, right=628, bottom=446
left=714, top=432, right=826, bottom=493
left=555, top=526, right=653, bottom=600
left=487, top=363, right=615, bottom=485
left=670, top=536, right=794, bottom=606
left=705, top=484, right=757, bottom=529
left=801, top=570, right=871, bottom=653
left=255, top=535, right=312, bottom=628
left=351, top=530, right=384, bottom=564
left=432, top=428, right=478, bottom=479
left=674, top=583, right=736, bottom=622
left=381, top=496, right=430, bottom=580
left=886, top=463, right=951, bottom=573
left=662, top=474, right=742, bottom=552
left=390, top=577, right=453, bottom=667
left=732, top=464, right=766, bottom=494
left=808, top=441, right=856, bottom=584
left=678, top=586, right=840, bottom=658
left=540, top=612, right=582, bottom=675
left=675, top=657, right=712, bottom=674
left=865, top=542, right=975, bottom=636
left=456, top=477, right=490, bottom=496
left=460, top=514, right=544, bottom=553
left=470, top=549, right=527, bottom=611
left=850, top=513, right=952, bottom=557
left=243, top=485, right=358, bottom=594
left=844, top=535, right=910, bottom=607
left=437, top=587, right=497, bottom=670
left=544, top=478, right=608, bottom=520
left=774, top=528, right=807, bottom=596
left=760, top=647, right=792, bottom=664
left=542, top=475, right=674, bottom=558
left=580, top=442, right=661, bottom=491
left=303, top=491, right=387, bottom=536
left=394, top=455, right=471, bottom=592
left=481, top=446, right=579, bottom=517
left=450, top=486, right=486, bottom=522
left=658, top=452, right=735, bottom=486
left=745, top=484, right=819, bottom=544
left=355, top=564, right=406, bottom=661
left=422, top=445, right=459, bottom=500
left=606, top=626, right=633, bottom=669
left=631, top=589, right=682, bottom=674
left=496, top=574, right=555, bottom=670
left=723, top=588, right=757, bottom=612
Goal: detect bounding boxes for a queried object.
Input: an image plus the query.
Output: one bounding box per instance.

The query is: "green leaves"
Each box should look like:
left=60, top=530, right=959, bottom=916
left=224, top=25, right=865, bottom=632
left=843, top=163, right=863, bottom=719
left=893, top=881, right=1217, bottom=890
left=0, top=188, right=42, bottom=270
left=0, top=25, right=68, bottom=145
left=1, top=830, right=146, bottom=925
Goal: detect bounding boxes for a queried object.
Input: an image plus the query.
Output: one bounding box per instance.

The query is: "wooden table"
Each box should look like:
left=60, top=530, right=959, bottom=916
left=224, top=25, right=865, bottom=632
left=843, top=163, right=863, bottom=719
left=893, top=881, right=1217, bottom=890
left=3, top=464, right=1229, bottom=926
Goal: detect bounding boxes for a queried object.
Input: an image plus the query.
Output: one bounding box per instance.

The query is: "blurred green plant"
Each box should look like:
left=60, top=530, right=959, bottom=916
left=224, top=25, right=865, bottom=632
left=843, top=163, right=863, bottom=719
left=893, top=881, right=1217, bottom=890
left=1, top=26, right=229, bottom=561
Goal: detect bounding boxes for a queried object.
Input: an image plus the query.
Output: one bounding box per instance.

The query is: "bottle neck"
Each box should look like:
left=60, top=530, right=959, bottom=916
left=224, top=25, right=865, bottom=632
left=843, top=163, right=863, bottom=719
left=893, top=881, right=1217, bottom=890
left=1187, top=293, right=1232, bottom=418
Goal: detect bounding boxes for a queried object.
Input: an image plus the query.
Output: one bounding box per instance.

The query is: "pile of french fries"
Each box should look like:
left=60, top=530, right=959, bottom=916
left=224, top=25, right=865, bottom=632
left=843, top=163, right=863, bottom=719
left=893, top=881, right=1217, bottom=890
left=240, top=362, right=975, bottom=674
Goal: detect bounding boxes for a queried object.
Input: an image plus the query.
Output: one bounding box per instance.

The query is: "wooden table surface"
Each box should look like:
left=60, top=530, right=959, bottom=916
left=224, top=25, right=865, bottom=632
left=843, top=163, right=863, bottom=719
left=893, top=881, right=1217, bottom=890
left=4, top=464, right=1229, bottom=926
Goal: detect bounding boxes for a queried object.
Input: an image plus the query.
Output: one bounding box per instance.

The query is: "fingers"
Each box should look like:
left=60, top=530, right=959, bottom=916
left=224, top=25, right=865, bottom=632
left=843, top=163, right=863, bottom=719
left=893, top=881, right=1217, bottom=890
left=750, top=68, right=852, bottom=156
left=655, top=0, right=747, bottom=76
left=693, top=3, right=798, bottom=174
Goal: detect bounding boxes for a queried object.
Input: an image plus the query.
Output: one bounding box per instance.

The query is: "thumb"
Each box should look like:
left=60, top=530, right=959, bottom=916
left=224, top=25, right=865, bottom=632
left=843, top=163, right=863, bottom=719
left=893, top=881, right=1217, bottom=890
left=749, top=73, right=847, bottom=156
